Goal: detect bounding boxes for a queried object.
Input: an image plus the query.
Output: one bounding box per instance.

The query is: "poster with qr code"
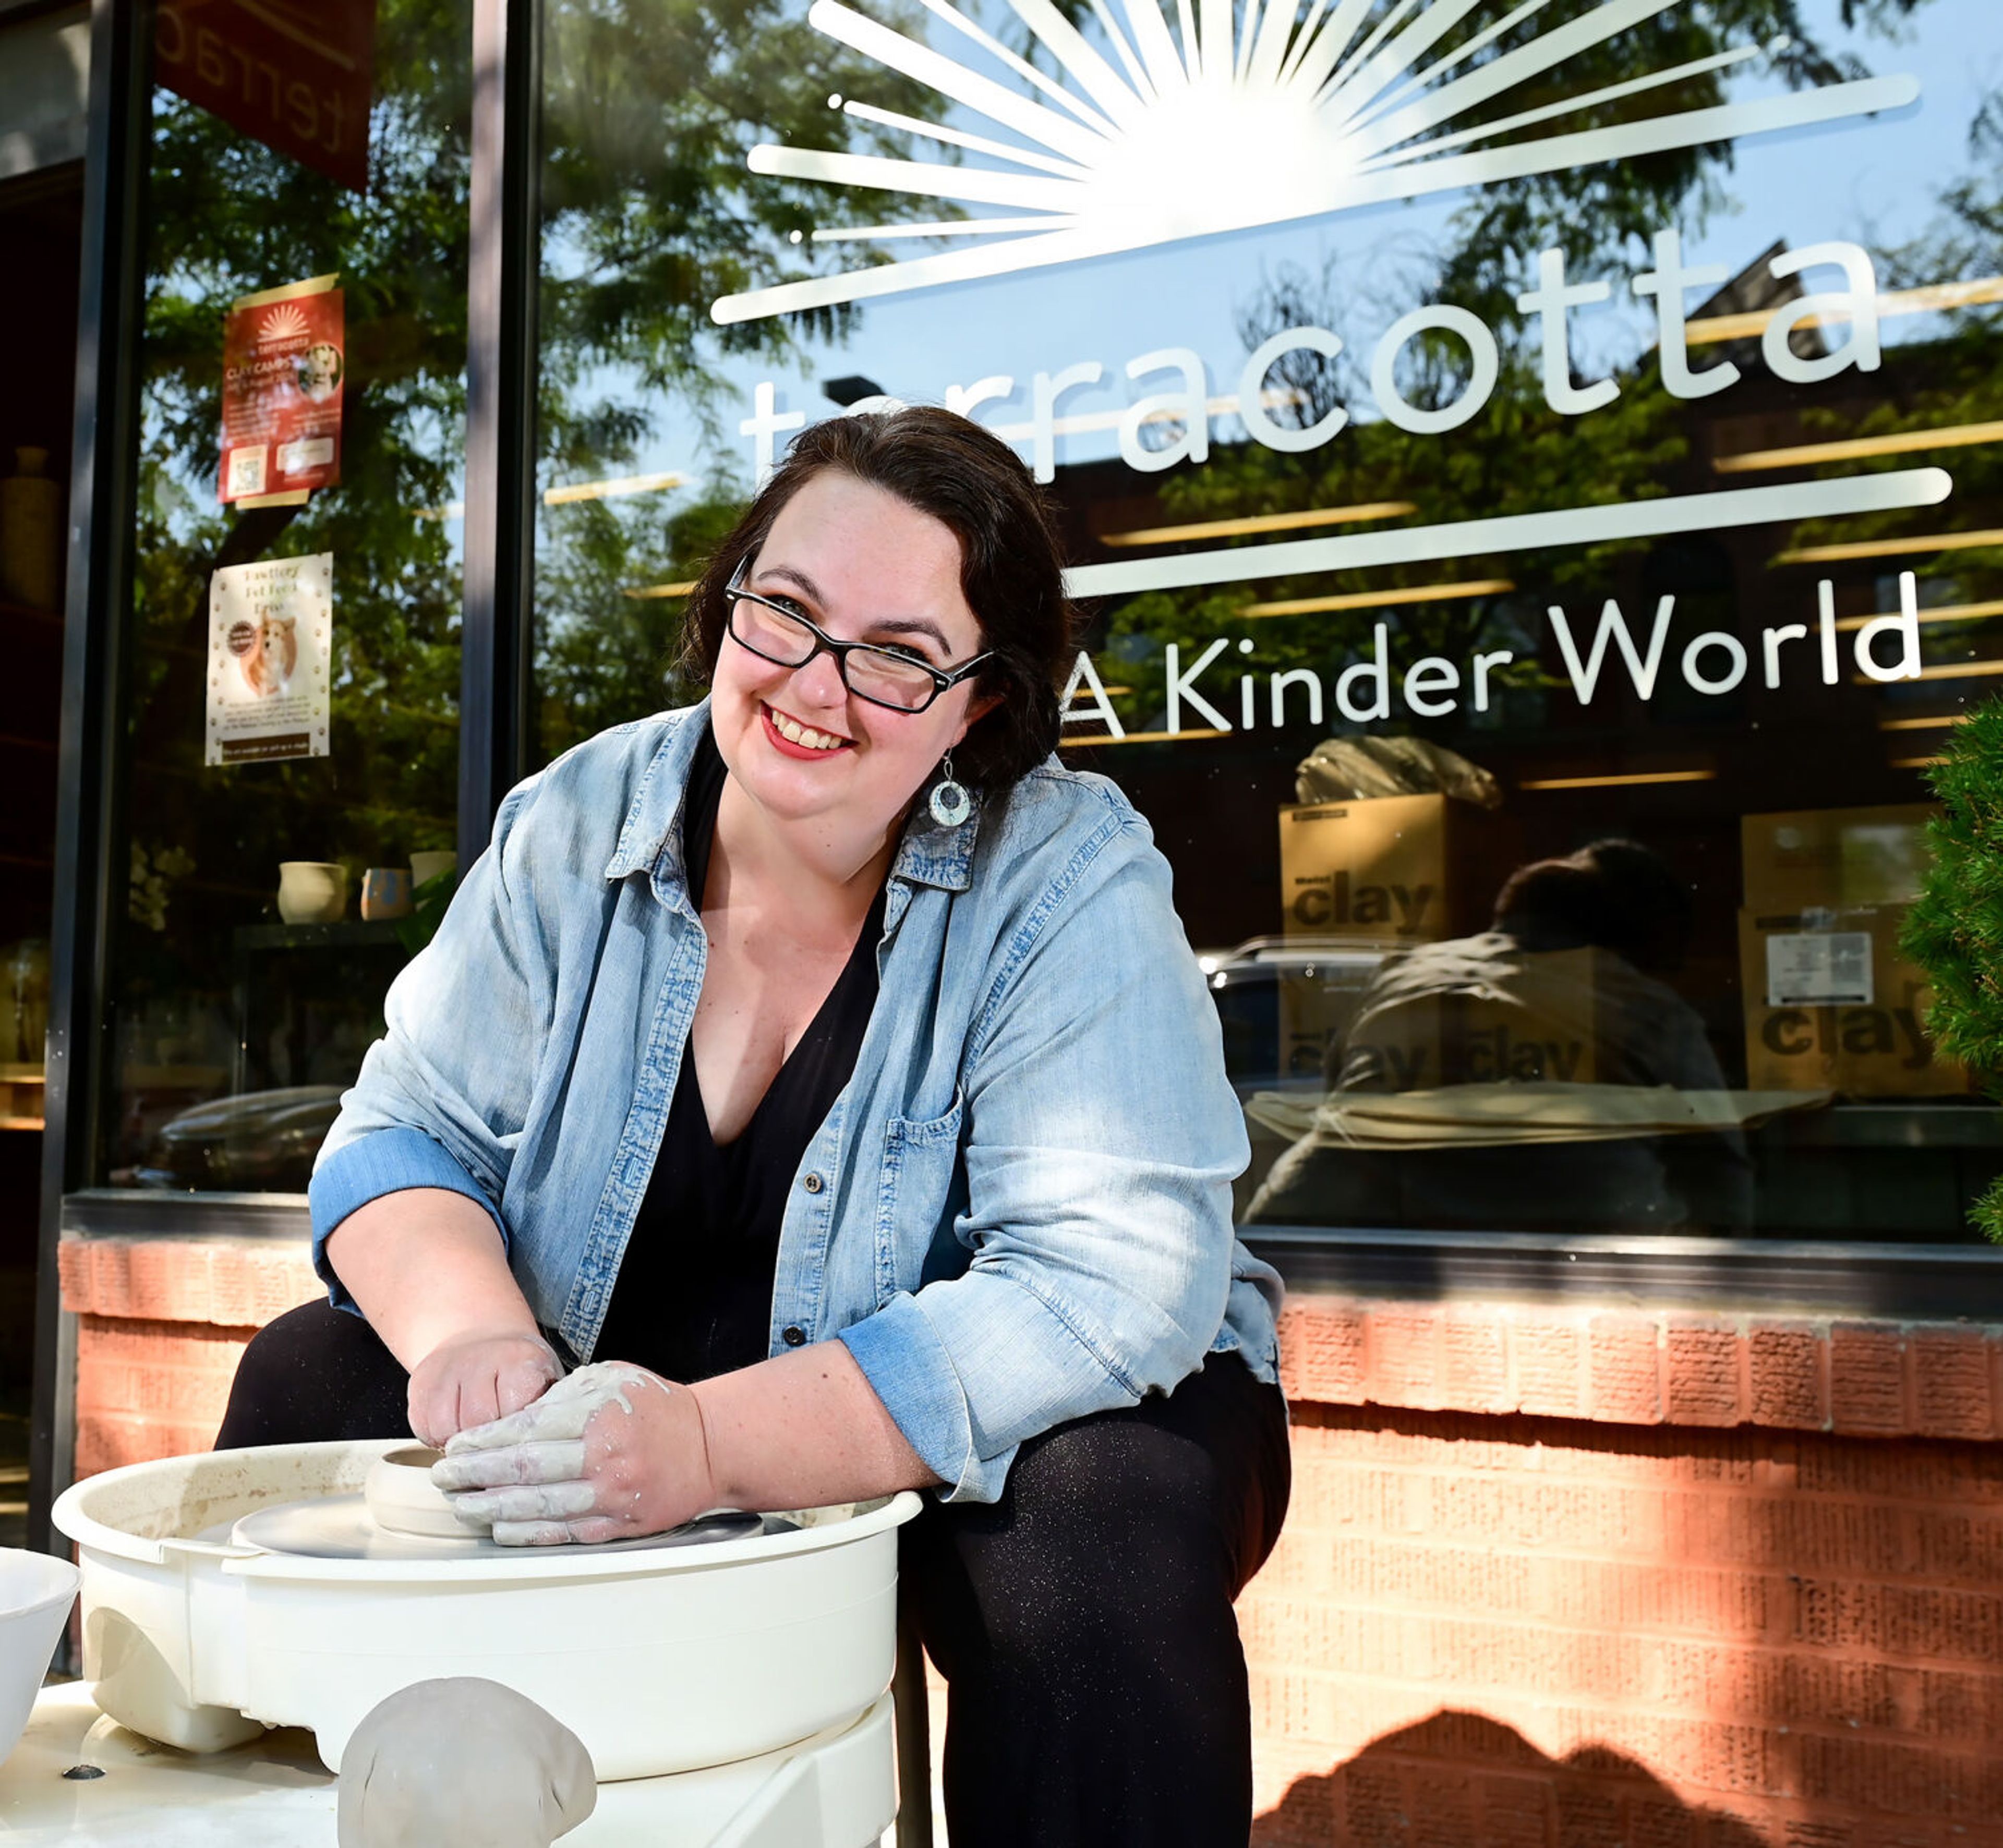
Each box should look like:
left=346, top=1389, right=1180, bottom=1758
left=206, top=553, right=333, bottom=767
left=219, top=274, right=344, bottom=508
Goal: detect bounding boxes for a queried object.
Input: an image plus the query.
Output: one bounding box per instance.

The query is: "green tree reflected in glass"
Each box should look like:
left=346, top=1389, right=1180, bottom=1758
left=530, top=0, right=944, bottom=763
left=107, top=3, right=472, bottom=1186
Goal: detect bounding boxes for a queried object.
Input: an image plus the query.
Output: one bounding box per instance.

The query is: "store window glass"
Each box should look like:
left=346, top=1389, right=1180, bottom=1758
left=530, top=0, right=2003, bottom=1243
left=100, top=1, right=472, bottom=1192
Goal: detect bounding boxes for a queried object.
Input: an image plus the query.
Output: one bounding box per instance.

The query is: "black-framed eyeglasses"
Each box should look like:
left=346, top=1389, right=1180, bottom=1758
left=723, top=564, right=993, bottom=715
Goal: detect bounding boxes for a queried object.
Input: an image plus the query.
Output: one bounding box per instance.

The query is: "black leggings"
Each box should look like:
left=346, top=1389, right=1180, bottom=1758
left=218, top=1301, right=1292, bottom=1847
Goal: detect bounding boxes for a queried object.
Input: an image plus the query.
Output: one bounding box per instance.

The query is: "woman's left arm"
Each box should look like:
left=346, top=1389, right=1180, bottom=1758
left=697, top=1341, right=943, bottom=1505
left=839, top=821, right=1247, bottom=1501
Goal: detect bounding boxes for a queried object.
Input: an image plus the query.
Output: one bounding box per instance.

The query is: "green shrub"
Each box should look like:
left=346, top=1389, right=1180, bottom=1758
left=1902, top=695, right=2003, bottom=1241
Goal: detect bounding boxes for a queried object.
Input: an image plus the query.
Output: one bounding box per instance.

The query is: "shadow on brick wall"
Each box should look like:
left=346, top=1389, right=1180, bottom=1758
left=1253, top=1710, right=1768, bottom=1848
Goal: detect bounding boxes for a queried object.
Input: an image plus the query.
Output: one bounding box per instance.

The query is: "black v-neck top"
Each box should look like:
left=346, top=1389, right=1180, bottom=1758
left=593, top=728, right=887, bottom=1382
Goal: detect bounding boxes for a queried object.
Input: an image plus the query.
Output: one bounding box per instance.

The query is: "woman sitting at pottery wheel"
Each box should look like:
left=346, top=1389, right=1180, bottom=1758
left=218, top=406, right=1289, bottom=1848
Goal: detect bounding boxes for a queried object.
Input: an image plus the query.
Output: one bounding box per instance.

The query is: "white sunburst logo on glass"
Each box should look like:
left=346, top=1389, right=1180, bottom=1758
left=711, top=0, right=1917, bottom=325
left=259, top=303, right=313, bottom=344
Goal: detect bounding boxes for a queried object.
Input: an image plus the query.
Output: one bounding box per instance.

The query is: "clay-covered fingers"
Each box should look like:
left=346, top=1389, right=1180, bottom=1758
left=405, top=1330, right=562, bottom=1448
left=409, top=1381, right=474, bottom=1451
left=404, top=1359, right=461, bottom=1449
left=406, top=1392, right=445, bottom=1452
left=451, top=1373, right=504, bottom=1439
left=440, top=1392, right=593, bottom=1454
left=466, top=1381, right=504, bottom=1433
left=443, top=1479, right=597, bottom=1527
left=491, top=1514, right=627, bottom=1548
left=488, top=1518, right=580, bottom=1548
left=432, top=1359, right=701, bottom=1549
left=494, top=1350, right=561, bottom=1420
left=442, top=1360, right=667, bottom=1455
left=431, top=1439, right=587, bottom=1491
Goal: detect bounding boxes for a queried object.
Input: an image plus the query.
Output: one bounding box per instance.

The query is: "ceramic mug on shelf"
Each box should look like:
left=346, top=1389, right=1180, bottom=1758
left=408, top=850, right=456, bottom=891
left=360, top=867, right=414, bottom=922
left=276, top=862, right=348, bottom=925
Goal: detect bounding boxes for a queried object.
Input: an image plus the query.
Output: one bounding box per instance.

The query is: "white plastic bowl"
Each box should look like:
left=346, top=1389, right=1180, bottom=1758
left=0, top=1548, right=80, bottom=1767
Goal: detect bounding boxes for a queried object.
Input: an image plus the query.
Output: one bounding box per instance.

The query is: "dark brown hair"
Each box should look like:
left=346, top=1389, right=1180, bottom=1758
left=680, top=406, right=1079, bottom=794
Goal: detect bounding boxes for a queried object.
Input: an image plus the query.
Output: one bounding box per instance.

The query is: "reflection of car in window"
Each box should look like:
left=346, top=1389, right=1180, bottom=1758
left=130, top=1085, right=346, bottom=1192
left=1199, top=936, right=1389, bottom=1096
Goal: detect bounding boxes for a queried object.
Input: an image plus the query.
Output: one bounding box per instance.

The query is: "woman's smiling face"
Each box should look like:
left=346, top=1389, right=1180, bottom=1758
left=709, top=470, right=996, bottom=855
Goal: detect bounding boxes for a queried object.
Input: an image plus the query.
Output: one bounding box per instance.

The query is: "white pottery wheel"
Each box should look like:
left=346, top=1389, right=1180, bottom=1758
left=233, top=1493, right=772, bottom=1561
left=236, top=1444, right=773, bottom=1560
left=52, top=1439, right=922, bottom=1779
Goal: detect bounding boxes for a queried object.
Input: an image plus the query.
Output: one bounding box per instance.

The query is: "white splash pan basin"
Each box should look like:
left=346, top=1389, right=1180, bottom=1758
left=52, top=1439, right=920, bottom=1780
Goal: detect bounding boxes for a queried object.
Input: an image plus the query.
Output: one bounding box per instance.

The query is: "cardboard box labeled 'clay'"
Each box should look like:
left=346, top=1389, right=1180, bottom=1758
left=1278, top=794, right=1461, bottom=940
left=1738, top=903, right=1966, bottom=1096
left=1741, top=804, right=1935, bottom=914
left=1335, top=945, right=1605, bottom=1092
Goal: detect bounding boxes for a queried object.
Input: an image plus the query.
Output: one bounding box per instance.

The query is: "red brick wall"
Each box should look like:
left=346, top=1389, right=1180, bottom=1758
left=1247, top=1299, right=2003, bottom=1847
left=73, top=1315, right=255, bottom=1474
left=59, top=1234, right=318, bottom=1477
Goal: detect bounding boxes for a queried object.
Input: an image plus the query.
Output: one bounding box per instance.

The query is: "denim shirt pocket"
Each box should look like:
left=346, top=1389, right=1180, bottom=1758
left=876, top=1086, right=967, bottom=1303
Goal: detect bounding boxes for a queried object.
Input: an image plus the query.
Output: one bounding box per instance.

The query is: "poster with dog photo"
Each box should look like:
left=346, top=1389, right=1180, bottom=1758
left=219, top=274, right=344, bottom=506
left=206, top=553, right=333, bottom=767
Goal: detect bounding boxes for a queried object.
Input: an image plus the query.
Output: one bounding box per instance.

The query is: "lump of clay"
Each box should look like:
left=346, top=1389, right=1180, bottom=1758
left=365, top=1445, right=490, bottom=1539
left=336, top=1678, right=596, bottom=1848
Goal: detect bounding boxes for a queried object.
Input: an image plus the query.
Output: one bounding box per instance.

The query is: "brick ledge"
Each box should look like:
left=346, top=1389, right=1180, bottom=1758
left=1278, top=1294, right=2003, bottom=1440
left=61, top=1233, right=2003, bottom=1441
left=59, top=1233, right=320, bottom=1330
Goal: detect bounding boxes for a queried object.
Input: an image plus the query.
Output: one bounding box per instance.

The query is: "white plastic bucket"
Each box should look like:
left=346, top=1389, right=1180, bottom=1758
left=0, top=1548, right=80, bottom=1768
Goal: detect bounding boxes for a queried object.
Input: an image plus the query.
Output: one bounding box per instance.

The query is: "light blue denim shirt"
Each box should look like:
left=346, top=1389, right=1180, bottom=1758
left=310, top=701, right=1282, bottom=1502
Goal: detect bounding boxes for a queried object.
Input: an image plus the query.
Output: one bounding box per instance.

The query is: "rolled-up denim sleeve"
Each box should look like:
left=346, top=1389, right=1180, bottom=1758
left=309, top=782, right=552, bottom=1310
left=838, top=824, right=1247, bottom=1501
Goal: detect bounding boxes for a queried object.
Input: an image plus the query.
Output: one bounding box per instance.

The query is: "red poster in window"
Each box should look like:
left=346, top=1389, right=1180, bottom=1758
left=154, top=1, right=376, bottom=195
left=220, top=276, right=344, bottom=507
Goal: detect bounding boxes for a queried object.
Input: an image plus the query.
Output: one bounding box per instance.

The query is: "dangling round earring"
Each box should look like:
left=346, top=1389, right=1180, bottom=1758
left=928, top=751, right=972, bottom=828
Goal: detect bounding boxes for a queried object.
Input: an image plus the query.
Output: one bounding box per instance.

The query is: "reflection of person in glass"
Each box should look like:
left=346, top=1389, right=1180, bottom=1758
left=216, top=409, right=1288, bottom=1846
left=1249, top=838, right=1752, bottom=1234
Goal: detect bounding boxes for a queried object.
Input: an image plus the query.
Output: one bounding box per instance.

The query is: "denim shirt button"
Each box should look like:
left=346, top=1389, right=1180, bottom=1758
left=782, top=1325, right=807, bottom=1347
left=802, top=1171, right=824, bottom=1194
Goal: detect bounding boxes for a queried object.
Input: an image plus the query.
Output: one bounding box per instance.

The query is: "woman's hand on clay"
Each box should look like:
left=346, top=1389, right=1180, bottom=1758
left=406, top=1328, right=564, bottom=1450
left=429, top=1361, right=719, bottom=1545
